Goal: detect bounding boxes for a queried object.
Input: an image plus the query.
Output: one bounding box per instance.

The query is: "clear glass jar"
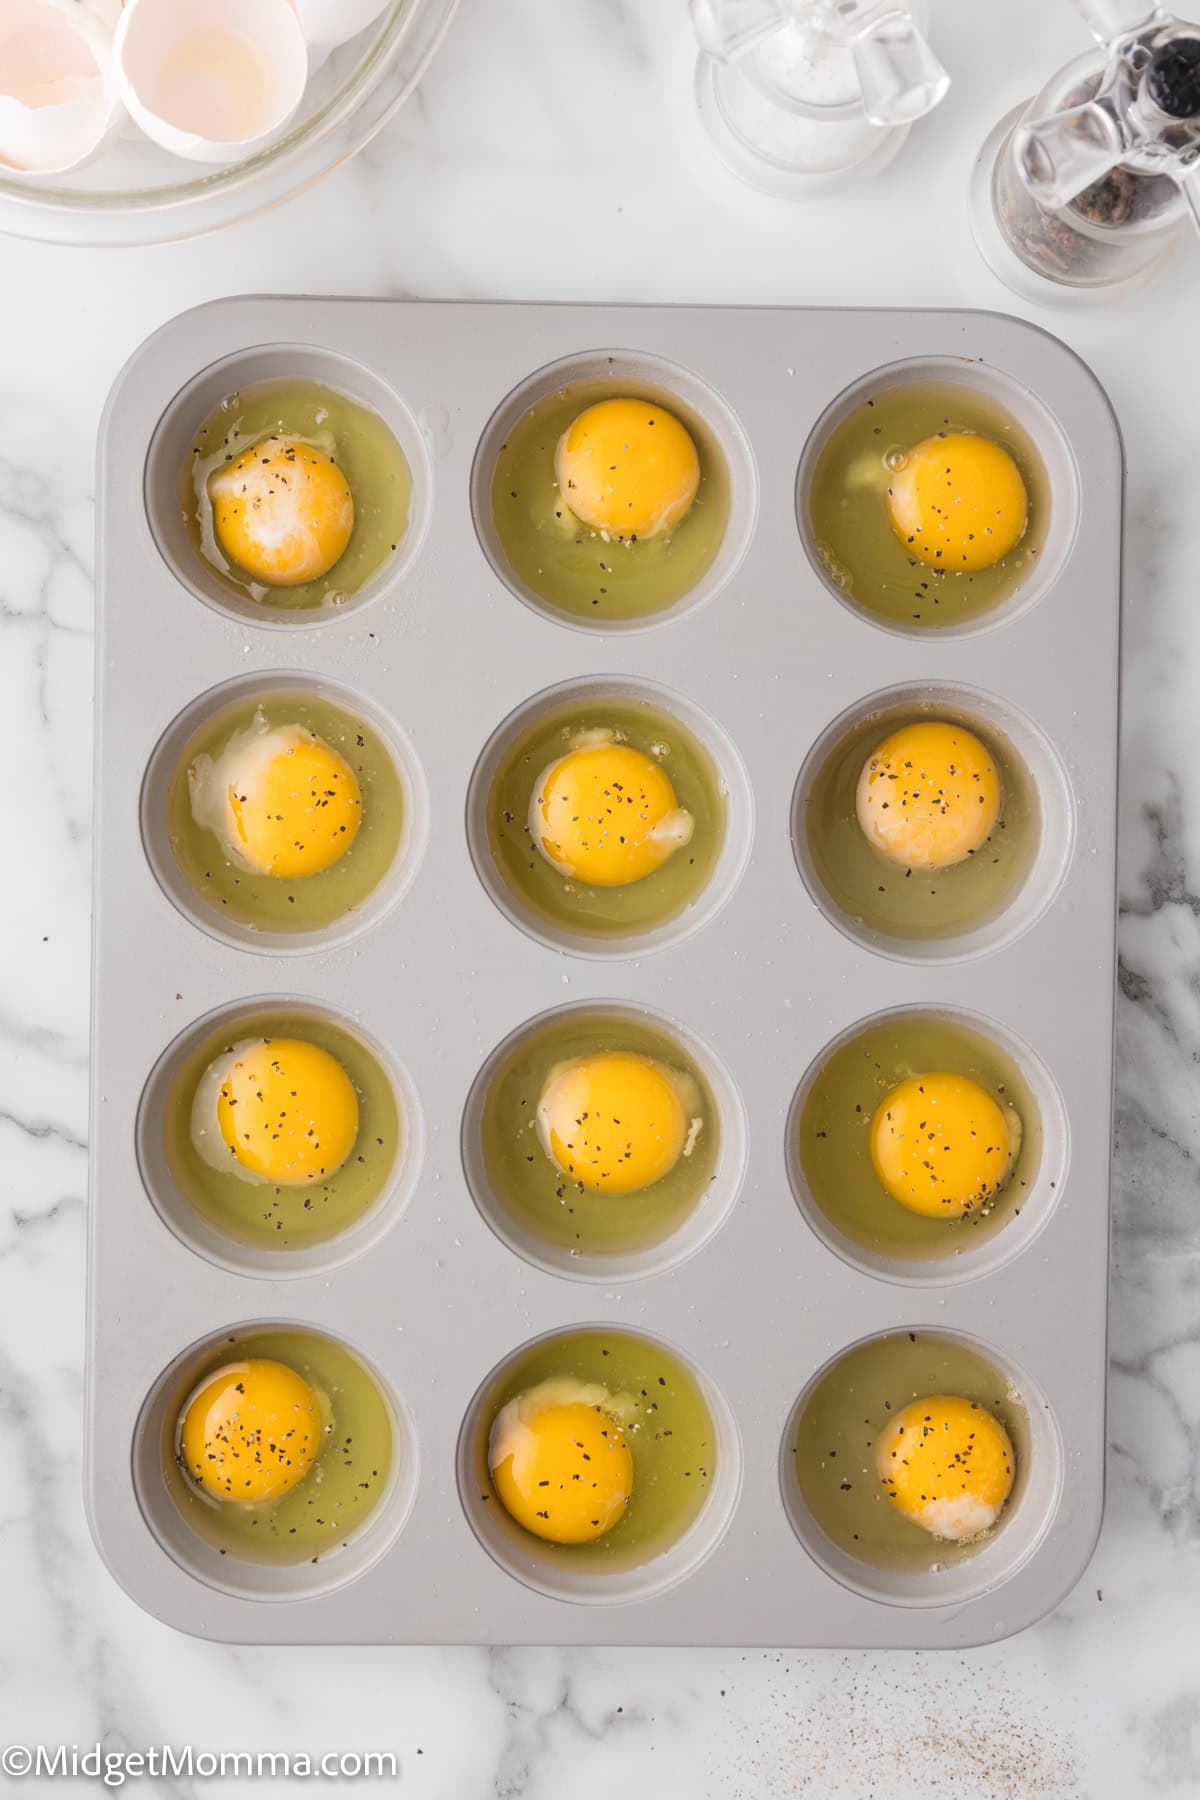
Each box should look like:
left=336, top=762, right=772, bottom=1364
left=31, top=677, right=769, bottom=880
left=693, top=0, right=946, bottom=193
left=971, top=42, right=1194, bottom=302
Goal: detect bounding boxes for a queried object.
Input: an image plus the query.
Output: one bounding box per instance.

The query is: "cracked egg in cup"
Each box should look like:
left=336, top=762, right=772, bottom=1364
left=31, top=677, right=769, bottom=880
left=787, top=1330, right=1031, bottom=1584
left=150, top=678, right=420, bottom=947
left=790, top=1008, right=1063, bottom=1279
left=460, top=1328, right=729, bottom=1601
left=464, top=1003, right=745, bottom=1277
left=798, top=697, right=1042, bottom=953
left=473, top=681, right=745, bottom=954
left=180, top=377, right=413, bottom=615
left=145, top=1002, right=412, bottom=1264
left=158, top=1325, right=396, bottom=1569
left=486, top=376, right=734, bottom=626
left=803, top=374, right=1053, bottom=634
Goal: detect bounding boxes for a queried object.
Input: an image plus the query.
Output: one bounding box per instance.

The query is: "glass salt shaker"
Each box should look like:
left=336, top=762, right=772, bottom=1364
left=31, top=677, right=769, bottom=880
left=691, top=0, right=949, bottom=192
left=970, top=0, right=1200, bottom=302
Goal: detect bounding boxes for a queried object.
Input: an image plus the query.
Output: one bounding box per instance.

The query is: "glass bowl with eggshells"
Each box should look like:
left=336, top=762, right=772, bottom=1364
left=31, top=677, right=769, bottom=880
left=0, top=0, right=458, bottom=247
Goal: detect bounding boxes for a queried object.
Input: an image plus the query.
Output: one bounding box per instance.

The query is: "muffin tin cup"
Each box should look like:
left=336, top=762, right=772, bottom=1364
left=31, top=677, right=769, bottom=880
left=466, top=673, right=755, bottom=960
left=796, top=353, right=1081, bottom=641
left=456, top=1325, right=743, bottom=1605
left=471, top=348, right=758, bottom=634
left=461, top=998, right=749, bottom=1283
left=132, top=1320, right=418, bottom=1604
left=145, top=343, right=434, bottom=630
left=89, top=297, right=1120, bottom=1647
left=140, top=669, right=431, bottom=956
left=791, top=679, right=1076, bottom=965
left=779, top=1327, right=1065, bottom=1610
left=785, top=1004, right=1070, bottom=1288
left=136, top=996, right=424, bottom=1280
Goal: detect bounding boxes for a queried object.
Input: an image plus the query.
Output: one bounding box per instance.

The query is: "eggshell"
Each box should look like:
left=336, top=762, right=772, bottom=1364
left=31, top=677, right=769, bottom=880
left=0, top=0, right=121, bottom=174
left=115, top=0, right=308, bottom=164
left=293, top=0, right=392, bottom=51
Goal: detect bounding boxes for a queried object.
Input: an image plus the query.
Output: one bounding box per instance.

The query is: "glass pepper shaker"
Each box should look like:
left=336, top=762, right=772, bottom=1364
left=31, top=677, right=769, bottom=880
left=970, top=0, right=1200, bottom=301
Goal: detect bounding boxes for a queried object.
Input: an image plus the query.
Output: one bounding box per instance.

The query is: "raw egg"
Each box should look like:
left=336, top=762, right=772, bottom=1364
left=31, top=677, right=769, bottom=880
left=536, top=1051, right=699, bottom=1196
left=870, top=1071, right=1016, bottom=1219
left=489, top=1377, right=635, bottom=1545
left=208, top=436, right=355, bottom=588
left=179, top=1357, right=323, bottom=1505
left=490, top=384, right=728, bottom=625
left=555, top=397, right=701, bottom=541
left=190, top=1036, right=360, bottom=1188
left=855, top=721, right=1000, bottom=871
left=183, top=379, right=414, bottom=615
left=887, top=433, right=1028, bottom=572
left=806, top=381, right=1048, bottom=631
left=187, top=709, right=362, bottom=880
left=876, top=1394, right=1015, bottom=1542
left=530, top=731, right=693, bottom=887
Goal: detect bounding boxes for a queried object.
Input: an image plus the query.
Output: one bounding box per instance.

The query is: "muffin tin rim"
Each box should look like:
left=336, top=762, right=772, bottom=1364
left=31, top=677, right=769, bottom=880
left=777, top=1322, right=1066, bottom=1610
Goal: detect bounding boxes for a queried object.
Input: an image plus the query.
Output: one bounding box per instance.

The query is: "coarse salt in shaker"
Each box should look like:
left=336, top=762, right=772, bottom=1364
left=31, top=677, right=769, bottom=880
left=691, top=0, right=949, bottom=193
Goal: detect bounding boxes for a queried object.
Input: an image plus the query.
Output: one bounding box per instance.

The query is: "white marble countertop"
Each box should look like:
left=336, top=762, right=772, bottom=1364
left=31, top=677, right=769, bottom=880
left=2, top=0, right=1198, bottom=1793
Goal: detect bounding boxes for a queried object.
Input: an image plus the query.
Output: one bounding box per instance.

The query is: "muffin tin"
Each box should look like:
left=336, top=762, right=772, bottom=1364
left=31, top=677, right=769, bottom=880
left=87, top=298, right=1121, bottom=1646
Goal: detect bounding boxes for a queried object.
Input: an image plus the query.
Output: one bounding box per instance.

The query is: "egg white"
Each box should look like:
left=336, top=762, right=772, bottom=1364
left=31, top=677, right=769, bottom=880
left=488, top=1377, right=639, bottom=1473
left=187, top=709, right=311, bottom=872
left=189, top=1039, right=269, bottom=1185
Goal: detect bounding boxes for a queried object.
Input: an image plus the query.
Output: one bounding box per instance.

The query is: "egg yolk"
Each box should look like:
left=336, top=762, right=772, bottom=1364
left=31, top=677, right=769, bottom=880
left=537, top=1051, right=690, bottom=1195
left=490, top=1394, right=634, bottom=1544
left=179, top=1358, right=322, bottom=1505
left=209, top=436, right=354, bottom=587
left=229, top=727, right=361, bottom=879
left=855, top=721, right=1000, bottom=871
left=555, top=398, right=700, bottom=540
left=870, top=1072, right=1013, bottom=1218
left=214, top=1037, right=359, bottom=1186
left=886, top=432, right=1028, bottom=573
left=876, top=1394, right=1015, bottom=1542
left=531, top=740, right=693, bottom=887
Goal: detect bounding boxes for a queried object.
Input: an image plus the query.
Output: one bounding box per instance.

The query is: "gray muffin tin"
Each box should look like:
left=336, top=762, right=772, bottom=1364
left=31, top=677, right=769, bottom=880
left=87, top=298, right=1121, bottom=1647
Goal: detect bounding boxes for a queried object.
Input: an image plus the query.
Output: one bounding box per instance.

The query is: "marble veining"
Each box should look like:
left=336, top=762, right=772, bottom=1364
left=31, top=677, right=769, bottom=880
left=1, top=0, right=1199, bottom=1793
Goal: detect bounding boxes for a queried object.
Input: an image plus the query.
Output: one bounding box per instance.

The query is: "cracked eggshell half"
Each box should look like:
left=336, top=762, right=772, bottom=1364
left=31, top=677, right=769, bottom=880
left=0, top=0, right=122, bottom=175
left=114, top=0, right=308, bottom=165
